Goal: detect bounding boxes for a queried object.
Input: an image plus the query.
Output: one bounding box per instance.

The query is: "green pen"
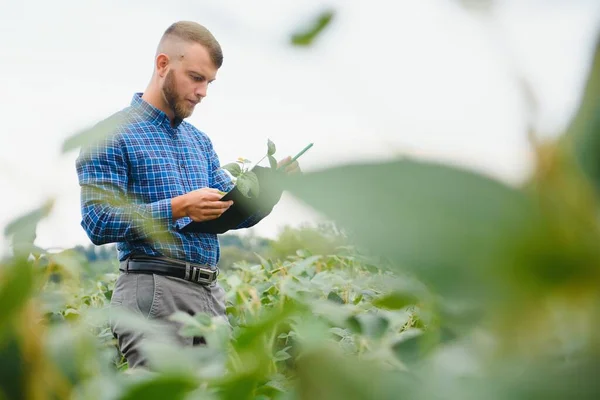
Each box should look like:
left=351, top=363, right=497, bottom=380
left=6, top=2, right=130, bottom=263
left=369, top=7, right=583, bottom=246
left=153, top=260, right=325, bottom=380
left=279, top=143, right=314, bottom=170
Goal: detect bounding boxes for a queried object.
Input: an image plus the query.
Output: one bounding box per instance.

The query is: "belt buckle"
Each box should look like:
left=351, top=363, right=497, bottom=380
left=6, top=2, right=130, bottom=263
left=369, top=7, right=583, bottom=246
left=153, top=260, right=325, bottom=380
left=185, top=262, right=217, bottom=285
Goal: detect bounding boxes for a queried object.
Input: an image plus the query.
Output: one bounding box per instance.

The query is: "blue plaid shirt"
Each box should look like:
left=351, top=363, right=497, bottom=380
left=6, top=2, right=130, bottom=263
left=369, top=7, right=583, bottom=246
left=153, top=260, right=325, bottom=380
left=76, top=93, right=268, bottom=267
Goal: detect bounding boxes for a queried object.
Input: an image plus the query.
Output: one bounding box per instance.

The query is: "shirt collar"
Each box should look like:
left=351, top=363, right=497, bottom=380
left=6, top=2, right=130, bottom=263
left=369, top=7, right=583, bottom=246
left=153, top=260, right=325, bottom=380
left=130, top=92, right=183, bottom=130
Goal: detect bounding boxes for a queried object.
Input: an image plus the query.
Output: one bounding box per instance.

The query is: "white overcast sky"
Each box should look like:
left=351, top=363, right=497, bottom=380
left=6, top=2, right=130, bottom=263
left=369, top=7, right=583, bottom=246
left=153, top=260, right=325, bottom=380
left=0, top=0, right=599, bottom=255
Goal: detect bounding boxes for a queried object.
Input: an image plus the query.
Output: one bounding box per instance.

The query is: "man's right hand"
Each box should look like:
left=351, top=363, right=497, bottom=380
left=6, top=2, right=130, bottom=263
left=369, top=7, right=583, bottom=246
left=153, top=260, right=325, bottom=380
left=171, top=188, right=233, bottom=222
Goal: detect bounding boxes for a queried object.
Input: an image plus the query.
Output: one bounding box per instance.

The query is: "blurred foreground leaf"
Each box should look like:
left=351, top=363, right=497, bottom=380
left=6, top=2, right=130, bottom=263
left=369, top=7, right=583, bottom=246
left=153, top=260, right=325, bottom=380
left=291, top=9, right=335, bottom=46
left=0, top=260, right=35, bottom=337
left=3, top=199, right=53, bottom=255
left=567, top=35, right=600, bottom=193
left=283, top=159, right=535, bottom=300
left=62, top=112, right=128, bottom=153
left=119, top=374, right=198, bottom=400
left=372, top=291, right=419, bottom=310
left=295, top=347, right=411, bottom=400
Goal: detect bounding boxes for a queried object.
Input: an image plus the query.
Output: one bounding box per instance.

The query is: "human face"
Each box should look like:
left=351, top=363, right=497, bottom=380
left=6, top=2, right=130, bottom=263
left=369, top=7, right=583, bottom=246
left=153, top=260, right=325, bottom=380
left=161, top=43, right=218, bottom=122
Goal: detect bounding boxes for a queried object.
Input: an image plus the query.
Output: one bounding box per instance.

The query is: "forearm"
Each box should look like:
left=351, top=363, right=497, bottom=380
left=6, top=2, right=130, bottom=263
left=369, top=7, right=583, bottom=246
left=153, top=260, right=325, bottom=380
left=171, top=194, right=190, bottom=221
left=81, top=195, right=173, bottom=245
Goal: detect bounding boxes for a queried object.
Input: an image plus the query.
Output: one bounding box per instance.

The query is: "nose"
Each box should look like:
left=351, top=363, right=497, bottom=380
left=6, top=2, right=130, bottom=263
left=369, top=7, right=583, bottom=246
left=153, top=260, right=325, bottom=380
left=194, top=82, right=208, bottom=99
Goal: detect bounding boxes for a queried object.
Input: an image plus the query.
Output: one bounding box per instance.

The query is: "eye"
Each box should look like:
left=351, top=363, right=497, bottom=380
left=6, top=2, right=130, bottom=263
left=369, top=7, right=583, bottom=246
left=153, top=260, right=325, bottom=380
left=190, top=74, right=205, bottom=82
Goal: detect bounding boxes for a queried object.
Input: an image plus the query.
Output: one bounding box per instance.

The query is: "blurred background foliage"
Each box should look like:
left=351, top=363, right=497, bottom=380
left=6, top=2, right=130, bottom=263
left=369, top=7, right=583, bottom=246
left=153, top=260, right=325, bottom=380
left=2, top=1, right=600, bottom=399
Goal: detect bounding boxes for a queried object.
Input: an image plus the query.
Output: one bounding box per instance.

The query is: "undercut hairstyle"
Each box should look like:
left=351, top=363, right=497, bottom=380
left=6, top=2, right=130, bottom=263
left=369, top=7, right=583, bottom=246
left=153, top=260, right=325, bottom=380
left=159, top=21, right=223, bottom=68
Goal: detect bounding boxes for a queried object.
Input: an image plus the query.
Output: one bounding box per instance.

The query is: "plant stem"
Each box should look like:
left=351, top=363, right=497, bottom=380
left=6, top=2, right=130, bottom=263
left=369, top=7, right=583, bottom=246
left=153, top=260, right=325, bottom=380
left=250, top=154, right=268, bottom=171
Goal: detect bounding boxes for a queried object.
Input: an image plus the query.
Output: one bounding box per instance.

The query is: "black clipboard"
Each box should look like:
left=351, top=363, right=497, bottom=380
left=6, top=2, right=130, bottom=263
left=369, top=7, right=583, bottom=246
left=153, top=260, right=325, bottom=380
left=178, top=166, right=284, bottom=234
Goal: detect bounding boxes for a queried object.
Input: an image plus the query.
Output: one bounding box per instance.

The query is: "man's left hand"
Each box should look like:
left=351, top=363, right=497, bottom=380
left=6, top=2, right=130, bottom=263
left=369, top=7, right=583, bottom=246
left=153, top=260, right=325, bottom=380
left=277, top=156, right=302, bottom=175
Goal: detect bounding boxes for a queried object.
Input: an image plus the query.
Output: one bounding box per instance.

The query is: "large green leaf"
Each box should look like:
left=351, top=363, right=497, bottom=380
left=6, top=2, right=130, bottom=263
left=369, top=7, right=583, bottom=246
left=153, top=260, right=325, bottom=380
left=0, top=260, right=35, bottom=339
left=45, top=324, right=101, bottom=386
left=295, top=346, right=412, bottom=400
left=567, top=35, right=600, bottom=192
left=62, top=112, right=128, bottom=153
left=283, top=159, right=536, bottom=299
left=0, top=335, right=24, bottom=400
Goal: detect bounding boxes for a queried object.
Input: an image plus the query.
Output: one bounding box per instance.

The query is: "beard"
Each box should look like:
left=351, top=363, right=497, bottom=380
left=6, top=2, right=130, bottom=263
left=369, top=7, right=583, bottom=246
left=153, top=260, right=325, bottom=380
left=162, top=69, right=194, bottom=124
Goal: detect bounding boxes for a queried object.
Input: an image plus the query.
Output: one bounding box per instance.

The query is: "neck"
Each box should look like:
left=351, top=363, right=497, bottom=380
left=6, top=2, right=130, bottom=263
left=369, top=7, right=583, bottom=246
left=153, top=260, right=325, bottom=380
left=142, top=81, right=175, bottom=122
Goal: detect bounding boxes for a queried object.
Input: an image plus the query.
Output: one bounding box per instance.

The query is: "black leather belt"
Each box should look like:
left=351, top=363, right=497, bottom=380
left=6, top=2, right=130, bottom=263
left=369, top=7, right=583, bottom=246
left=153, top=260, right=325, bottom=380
left=119, top=254, right=219, bottom=285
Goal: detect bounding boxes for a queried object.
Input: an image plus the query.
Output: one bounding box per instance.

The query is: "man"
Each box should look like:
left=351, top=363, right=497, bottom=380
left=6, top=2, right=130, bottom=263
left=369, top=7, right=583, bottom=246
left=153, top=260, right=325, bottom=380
left=76, top=21, right=299, bottom=369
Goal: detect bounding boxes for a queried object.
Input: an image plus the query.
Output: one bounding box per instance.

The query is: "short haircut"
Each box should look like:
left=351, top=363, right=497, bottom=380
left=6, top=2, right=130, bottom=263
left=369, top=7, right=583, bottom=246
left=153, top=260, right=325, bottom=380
left=160, top=21, right=223, bottom=68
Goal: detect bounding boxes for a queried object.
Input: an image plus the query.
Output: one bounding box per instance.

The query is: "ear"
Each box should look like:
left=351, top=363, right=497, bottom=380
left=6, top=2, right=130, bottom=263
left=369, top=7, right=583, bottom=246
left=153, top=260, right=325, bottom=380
left=155, top=53, right=170, bottom=77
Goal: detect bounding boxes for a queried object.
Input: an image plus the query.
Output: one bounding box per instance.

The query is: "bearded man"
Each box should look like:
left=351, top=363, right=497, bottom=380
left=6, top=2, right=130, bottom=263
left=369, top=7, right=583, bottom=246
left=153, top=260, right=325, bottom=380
left=76, top=21, right=299, bottom=369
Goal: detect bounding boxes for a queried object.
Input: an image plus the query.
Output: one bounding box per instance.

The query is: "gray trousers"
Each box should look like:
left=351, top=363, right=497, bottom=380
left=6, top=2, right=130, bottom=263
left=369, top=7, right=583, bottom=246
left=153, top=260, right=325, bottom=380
left=109, top=270, right=227, bottom=369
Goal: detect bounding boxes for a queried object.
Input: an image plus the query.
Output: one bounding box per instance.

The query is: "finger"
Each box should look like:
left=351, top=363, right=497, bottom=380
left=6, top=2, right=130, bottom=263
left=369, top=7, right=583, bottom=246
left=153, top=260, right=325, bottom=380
left=200, top=191, right=227, bottom=201
left=203, top=206, right=230, bottom=217
left=277, top=156, right=292, bottom=168
left=206, top=209, right=227, bottom=217
left=200, top=214, right=219, bottom=221
left=204, top=200, right=233, bottom=209
left=285, top=161, right=300, bottom=174
left=194, top=187, right=221, bottom=193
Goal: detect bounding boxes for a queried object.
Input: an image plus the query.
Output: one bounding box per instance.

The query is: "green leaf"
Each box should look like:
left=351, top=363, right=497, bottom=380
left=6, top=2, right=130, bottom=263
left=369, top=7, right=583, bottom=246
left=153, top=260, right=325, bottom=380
left=284, top=159, right=536, bottom=299
left=226, top=274, right=243, bottom=290
left=44, top=324, right=104, bottom=386
left=291, top=9, right=335, bottom=47
left=347, top=313, right=389, bottom=340
left=46, top=249, right=86, bottom=278
left=329, top=327, right=349, bottom=339
left=118, top=374, right=198, bottom=400
left=234, top=304, right=298, bottom=350
left=273, top=346, right=292, bottom=361
left=259, top=374, right=289, bottom=394
left=0, top=260, right=35, bottom=339
left=222, top=163, right=242, bottom=178
left=254, top=252, right=274, bottom=272
left=390, top=329, right=433, bottom=366
left=304, top=299, right=353, bottom=328
left=268, top=155, right=278, bottom=170
left=267, top=139, right=276, bottom=156
left=215, top=373, right=258, bottom=400
left=327, top=291, right=345, bottom=304
left=63, top=308, right=80, bottom=321
left=0, top=335, right=24, bottom=400
left=372, top=292, right=419, bottom=310
left=568, top=35, right=600, bottom=192
left=62, top=112, right=128, bottom=153
left=4, top=199, right=54, bottom=254
left=237, top=171, right=260, bottom=198
left=169, top=311, right=206, bottom=330
left=289, top=255, right=321, bottom=276
left=295, top=347, right=410, bottom=400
